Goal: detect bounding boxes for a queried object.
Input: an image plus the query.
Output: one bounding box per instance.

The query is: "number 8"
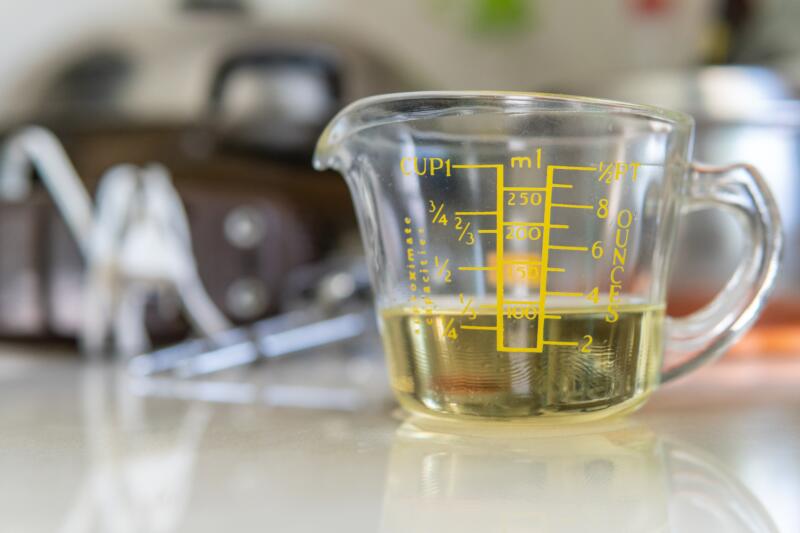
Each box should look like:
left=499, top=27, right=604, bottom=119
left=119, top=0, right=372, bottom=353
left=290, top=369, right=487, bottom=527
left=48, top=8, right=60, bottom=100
left=597, top=198, right=609, bottom=219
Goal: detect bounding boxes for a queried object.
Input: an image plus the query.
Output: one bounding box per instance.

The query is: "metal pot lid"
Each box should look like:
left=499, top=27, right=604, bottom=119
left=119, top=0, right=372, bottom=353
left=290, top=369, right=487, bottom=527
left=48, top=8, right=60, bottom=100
left=5, top=8, right=410, bottom=146
left=576, top=66, right=800, bottom=128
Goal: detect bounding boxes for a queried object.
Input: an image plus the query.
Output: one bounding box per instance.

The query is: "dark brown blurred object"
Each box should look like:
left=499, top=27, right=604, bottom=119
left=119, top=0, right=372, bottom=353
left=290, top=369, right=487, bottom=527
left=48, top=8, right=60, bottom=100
left=707, top=0, right=756, bottom=63
left=0, top=127, right=352, bottom=341
left=0, top=5, right=410, bottom=340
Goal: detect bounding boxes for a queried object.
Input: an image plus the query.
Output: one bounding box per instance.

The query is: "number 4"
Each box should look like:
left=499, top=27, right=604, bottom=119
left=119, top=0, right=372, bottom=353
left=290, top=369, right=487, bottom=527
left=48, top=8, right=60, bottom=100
left=586, top=287, right=599, bottom=304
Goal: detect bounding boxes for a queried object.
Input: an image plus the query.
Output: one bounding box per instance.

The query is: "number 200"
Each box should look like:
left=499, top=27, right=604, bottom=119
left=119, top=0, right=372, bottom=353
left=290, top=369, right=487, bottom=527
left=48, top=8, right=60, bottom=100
left=505, top=226, right=542, bottom=241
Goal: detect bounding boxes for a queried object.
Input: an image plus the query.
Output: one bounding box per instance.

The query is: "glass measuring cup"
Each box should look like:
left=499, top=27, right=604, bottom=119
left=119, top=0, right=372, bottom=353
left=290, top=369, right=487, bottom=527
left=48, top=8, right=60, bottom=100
left=314, top=92, right=782, bottom=422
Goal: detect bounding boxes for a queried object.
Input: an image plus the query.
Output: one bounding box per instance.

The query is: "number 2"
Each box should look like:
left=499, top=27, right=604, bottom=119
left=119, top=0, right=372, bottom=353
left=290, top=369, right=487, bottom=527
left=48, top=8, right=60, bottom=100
left=581, top=335, right=593, bottom=353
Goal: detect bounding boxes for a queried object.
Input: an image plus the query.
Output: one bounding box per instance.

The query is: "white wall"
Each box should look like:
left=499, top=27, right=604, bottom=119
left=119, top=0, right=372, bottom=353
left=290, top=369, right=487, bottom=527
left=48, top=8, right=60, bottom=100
left=250, top=0, right=718, bottom=87
left=0, top=0, right=719, bottom=118
left=0, top=0, right=163, bottom=116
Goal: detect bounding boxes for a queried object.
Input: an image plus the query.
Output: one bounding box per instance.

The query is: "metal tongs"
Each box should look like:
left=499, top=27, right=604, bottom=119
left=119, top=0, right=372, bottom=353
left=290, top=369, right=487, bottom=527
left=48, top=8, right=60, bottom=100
left=127, top=261, right=375, bottom=378
left=0, top=126, right=377, bottom=380
left=0, top=126, right=230, bottom=356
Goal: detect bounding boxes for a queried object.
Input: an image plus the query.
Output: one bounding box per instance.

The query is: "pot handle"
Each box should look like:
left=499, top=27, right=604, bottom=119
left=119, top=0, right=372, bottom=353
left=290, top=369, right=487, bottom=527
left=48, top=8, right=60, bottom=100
left=662, top=162, right=783, bottom=382
left=209, top=49, right=342, bottom=110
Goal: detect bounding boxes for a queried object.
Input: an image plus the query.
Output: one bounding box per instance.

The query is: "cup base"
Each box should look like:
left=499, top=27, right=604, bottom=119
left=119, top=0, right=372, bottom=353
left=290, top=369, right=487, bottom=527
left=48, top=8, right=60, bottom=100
left=392, top=389, right=654, bottom=427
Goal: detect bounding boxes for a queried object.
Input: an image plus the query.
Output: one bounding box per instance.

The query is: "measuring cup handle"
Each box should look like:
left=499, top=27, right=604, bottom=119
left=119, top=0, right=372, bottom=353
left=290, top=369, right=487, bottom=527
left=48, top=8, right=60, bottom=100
left=662, top=162, right=783, bottom=383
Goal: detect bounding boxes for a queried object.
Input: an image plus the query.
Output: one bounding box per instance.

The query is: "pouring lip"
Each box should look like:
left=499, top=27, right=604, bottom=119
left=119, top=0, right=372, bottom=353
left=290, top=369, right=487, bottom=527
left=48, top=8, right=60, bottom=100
left=312, top=90, right=694, bottom=171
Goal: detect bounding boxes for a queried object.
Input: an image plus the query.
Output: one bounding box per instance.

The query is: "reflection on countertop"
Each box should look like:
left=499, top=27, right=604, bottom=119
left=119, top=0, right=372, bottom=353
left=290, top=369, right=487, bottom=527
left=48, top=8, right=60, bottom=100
left=0, top=350, right=799, bottom=532
left=383, top=419, right=776, bottom=533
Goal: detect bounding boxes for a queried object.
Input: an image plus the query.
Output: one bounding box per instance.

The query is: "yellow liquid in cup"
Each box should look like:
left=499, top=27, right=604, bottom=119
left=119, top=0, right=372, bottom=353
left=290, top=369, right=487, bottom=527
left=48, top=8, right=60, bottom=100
left=380, top=303, right=664, bottom=421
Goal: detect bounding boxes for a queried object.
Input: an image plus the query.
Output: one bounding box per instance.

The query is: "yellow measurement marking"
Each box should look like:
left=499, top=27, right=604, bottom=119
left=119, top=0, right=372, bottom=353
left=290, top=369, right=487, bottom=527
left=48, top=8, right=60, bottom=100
left=503, top=260, right=541, bottom=265
left=552, top=202, right=593, bottom=210
left=549, top=291, right=583, bottom=297
left=455, top=211, right=497, bottom=216
left=434, top=256, right=450, bottom=277
left=478, top=229, right=498, bottom=234
left=459, top=295, right=476, bottom=318
left=543, top=340, right=579, bottom=347
left=431, top=202, right=445, bottom=224
left=478, top=303, right=497, bottom=309
left=461, top=325, right=497, bottom=331
left=495, top=165, right=505, bottom=351
left=457, top=220, right=472, bottom=241
left=548, top=165, right=597, bottom=172
left=484, top=162, right=598, bottom=353
left=537, top=166, right=555, bottom=350
left=502, top=221, right=546, bottom=227
left=550, top=245, right=588, bottom=252
left=458, top=266, right=494, bottom=271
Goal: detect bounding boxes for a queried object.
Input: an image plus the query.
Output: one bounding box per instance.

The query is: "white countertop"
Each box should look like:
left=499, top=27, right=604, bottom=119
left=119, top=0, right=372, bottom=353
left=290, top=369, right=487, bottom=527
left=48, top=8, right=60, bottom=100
left=1, top=343, right=798, bottom=533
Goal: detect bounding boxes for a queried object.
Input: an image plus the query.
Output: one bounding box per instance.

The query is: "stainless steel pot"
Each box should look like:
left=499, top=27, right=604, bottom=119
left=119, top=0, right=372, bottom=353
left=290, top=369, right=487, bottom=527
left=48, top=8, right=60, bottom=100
left=580, top=66, right=800, bottom=353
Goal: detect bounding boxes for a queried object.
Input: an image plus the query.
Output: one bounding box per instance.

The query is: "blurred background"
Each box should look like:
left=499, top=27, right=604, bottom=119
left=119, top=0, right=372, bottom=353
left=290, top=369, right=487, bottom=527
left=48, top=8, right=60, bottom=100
left=0, top=0, right=797, bottom=356
left=1, top=2, right=800, bottom=533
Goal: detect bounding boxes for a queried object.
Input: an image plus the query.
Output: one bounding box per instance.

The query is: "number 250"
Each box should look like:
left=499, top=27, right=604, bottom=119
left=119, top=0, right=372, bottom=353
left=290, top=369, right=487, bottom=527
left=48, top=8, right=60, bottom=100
left=507, top=192, right=542, bottom=206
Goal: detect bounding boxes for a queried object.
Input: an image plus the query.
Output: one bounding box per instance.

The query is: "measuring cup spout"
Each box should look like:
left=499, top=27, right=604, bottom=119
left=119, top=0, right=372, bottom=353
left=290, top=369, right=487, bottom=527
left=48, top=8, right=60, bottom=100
left=312, top=122, right=347, bottom=174
left=314, top=92, right=449, bottom=175
left=312, top=101, right=363, bottom=174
